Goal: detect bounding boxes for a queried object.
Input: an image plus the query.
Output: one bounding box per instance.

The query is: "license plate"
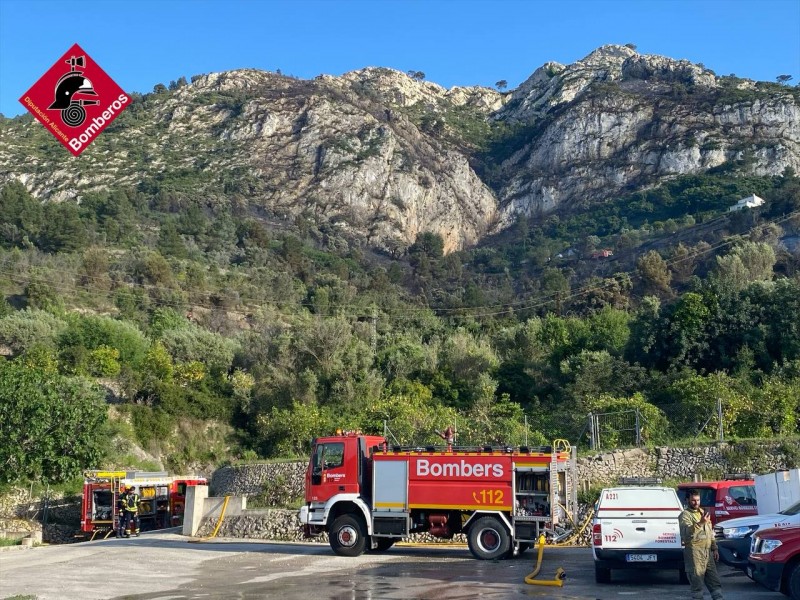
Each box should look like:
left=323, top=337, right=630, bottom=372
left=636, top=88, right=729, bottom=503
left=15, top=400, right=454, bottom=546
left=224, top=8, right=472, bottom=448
left=746, top=566, right=753, bottom=579
left=626, top=554, right=657, bottom=562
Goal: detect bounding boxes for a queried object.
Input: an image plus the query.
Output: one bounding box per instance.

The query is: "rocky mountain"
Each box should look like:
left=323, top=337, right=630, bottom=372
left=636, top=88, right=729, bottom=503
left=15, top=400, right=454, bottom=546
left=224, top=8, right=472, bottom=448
left=1, top=45, right=798, bottom=253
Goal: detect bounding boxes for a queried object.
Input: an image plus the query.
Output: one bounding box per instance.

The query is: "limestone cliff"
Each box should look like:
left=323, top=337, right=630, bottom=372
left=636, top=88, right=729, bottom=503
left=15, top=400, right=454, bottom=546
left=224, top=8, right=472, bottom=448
left=494, top=45, right=799, bottom=228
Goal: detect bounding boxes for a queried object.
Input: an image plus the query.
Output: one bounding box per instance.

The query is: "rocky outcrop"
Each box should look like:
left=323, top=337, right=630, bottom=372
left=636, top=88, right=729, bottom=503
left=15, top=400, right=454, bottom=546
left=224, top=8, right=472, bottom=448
left=495, top=45, right=800, bottom=227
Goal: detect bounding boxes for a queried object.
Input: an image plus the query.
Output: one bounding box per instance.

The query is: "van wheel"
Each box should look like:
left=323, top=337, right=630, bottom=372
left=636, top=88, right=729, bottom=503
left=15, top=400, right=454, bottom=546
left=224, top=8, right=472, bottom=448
left=329, top=514, right=367, bottom=557
left=467, top=516, right=511, bottom=560
left=595, top=565, right=611, bottom=583
left=786, top=562, right=800, bottom=600
left=679, top=568, right=689, bottom=584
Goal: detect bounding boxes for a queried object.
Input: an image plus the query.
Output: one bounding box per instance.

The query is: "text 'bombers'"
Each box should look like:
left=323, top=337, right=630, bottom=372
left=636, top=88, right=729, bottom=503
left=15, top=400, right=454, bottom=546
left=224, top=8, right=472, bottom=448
left=68, top=93, right=129, bottom=151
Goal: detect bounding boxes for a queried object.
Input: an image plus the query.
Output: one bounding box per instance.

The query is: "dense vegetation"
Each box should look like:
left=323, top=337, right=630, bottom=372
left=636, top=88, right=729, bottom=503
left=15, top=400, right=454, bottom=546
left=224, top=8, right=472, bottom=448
left=0, top=163, right=799, bottom=485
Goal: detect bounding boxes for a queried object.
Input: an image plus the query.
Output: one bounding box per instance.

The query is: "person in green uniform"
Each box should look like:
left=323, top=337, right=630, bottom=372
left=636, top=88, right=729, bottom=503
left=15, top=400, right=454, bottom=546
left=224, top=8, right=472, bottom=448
left=679, top=489, right=723, bottom=599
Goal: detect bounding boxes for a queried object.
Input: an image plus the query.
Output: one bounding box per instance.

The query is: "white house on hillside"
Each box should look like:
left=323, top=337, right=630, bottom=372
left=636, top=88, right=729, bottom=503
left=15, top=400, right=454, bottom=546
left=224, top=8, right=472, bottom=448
left=728, top=194, right=765, bottom=212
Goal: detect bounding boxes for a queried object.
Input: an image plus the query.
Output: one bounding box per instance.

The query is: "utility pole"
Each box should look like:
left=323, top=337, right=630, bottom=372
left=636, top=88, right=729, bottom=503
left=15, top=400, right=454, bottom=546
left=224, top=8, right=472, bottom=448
left=717, top=397, right=724, bottom=442
left=524, top=414, right=528, bottom=446
left=371, top=307, right=377, bottom=354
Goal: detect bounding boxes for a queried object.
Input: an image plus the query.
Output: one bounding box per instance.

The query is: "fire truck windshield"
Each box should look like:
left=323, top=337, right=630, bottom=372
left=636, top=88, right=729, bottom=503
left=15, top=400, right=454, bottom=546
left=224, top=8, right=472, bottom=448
left=314, top=442, right=344, bottom=470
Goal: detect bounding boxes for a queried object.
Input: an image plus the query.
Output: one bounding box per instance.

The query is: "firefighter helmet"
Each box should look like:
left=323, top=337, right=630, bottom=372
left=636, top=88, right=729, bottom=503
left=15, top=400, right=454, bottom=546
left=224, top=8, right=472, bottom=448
left=48, top=72, right=97, bottom=110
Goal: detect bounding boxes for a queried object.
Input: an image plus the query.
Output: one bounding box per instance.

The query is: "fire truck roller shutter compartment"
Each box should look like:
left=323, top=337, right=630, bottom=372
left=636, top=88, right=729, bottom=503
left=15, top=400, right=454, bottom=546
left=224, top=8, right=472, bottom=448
left=372, top=458, right=409, bottom=536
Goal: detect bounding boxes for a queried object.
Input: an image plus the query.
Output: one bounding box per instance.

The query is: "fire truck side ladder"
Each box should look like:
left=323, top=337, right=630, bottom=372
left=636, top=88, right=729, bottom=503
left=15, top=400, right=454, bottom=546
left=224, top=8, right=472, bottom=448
left=550, top=439, right=577, bottom=535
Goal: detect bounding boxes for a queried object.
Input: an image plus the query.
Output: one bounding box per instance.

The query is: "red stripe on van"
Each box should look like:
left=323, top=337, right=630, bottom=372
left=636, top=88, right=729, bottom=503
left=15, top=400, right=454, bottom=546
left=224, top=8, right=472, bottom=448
left=598, top=507, right=680, bottom=511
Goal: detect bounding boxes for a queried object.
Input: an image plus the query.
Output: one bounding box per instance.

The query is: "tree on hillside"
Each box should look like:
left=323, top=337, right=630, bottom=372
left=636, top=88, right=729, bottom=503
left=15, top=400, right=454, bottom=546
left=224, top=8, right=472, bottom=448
left=407, top=70, right=426, bottom=82
left=409, top=232, right=444, bottom=262
left=712, top=242, right=776, bottom=292
left=39, top=203, right=87, bottom=252
left=777, top=74, right=793, bottom=85
left=495, top=80, right=508, bottom=90
left=0, top=181, right=42, bottom=248
left=636, top=250, right=672, bottom=297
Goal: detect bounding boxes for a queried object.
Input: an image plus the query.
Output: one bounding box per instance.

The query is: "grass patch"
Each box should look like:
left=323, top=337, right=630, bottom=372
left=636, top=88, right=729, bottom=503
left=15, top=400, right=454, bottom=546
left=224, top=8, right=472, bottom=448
left=0, top=537, right=23, bottom=547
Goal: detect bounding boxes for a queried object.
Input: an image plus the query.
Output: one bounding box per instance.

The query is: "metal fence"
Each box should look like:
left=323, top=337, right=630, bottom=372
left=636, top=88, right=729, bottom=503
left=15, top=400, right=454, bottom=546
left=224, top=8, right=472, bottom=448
left=437, top=398, right=762, bottom=452
left=587, top=410, right=642, bottom=450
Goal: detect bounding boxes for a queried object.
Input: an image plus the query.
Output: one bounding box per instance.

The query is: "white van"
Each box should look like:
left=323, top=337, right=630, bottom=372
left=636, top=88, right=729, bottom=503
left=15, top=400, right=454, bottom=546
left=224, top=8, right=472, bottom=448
left=591, top=486, right=686, bottom=583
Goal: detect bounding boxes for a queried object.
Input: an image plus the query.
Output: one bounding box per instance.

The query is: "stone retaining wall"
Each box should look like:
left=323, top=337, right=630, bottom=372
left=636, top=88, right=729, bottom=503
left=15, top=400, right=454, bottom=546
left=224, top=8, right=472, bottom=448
left=577, top=442, right=790, bottom=486
left=0, top=490, right=81, bottom=544
left=210, top=462, right=306, bottom=504
left=3, top=442, right=792, bottom=545
left=212, top=442, right=792, bottom=499
left=201, top=442, right=792, bottom=545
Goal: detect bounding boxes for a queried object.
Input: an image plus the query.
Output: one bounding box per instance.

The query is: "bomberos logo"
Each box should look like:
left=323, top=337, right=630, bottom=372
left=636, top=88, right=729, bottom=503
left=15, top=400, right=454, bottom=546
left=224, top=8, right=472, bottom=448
left=19, top=43, right=130, bottom=157
left=416, top=459, right=504, bottom=478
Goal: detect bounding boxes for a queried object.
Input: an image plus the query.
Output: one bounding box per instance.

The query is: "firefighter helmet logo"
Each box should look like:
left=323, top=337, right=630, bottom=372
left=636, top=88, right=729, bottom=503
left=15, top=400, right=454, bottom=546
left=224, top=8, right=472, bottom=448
left=19, top=43, right=130, bottom=156
left=47, top=55, right=99, bottom=127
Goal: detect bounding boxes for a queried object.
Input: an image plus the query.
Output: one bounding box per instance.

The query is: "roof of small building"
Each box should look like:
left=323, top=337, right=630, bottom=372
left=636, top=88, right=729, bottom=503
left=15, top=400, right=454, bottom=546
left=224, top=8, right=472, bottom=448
left=736, top=194, right=765, bottom=205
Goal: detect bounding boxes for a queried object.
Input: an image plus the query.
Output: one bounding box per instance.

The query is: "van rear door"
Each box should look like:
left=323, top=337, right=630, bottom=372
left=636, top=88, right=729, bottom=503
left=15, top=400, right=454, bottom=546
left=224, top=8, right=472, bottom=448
left=596, top=487, right=682, bottom=551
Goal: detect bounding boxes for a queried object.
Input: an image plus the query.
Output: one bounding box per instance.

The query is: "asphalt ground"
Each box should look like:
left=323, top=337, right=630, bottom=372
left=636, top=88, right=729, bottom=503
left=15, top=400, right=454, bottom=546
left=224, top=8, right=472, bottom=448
left=0, top=532, right=786, bottom=600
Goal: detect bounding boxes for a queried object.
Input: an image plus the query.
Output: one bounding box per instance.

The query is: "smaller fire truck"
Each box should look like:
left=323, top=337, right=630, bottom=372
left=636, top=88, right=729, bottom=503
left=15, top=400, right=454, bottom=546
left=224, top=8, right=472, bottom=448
left=79, top=470, right=207, bottom=540
left=298, top=432, right=578, bottom=560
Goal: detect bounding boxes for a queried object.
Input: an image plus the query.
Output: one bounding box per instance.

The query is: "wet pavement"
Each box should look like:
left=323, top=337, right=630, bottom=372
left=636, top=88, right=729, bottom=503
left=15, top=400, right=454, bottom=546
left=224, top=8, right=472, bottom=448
left=0, top=533, right=785, bottom=599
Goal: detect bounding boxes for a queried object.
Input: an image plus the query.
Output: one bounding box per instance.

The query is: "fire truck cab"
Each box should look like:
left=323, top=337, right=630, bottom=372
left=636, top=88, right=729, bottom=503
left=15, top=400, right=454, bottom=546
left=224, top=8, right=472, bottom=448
left=298, top=432, right=577, bottom=560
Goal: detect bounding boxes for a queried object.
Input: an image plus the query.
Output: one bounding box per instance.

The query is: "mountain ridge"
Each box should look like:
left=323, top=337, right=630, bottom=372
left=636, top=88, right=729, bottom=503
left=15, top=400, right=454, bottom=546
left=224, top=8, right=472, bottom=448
left=1, top=44, right=798, bottom=254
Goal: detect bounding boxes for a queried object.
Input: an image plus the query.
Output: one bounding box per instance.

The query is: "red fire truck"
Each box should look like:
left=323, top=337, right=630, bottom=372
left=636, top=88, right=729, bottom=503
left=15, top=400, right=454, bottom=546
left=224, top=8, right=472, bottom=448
left=79, top=470, right=207, bottom=540
left=298, top=432, right=578, bottom=559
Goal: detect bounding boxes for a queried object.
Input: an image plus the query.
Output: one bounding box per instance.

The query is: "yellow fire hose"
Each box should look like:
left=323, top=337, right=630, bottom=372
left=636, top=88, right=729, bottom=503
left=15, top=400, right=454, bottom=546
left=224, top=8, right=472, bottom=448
left=524, top=534, right=566, bottom=586
left=189, top=495, right=231, bottom=543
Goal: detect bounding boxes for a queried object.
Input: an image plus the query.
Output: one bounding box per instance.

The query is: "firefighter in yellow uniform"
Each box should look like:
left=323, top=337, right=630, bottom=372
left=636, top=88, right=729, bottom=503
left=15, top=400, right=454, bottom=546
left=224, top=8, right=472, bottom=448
left=679, top=490, right=723, bottom=600
left=120, top=485, right=141, bottom=537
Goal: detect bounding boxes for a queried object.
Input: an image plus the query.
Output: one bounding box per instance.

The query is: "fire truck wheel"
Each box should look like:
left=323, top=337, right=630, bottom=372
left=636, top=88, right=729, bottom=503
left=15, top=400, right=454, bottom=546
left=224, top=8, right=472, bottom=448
left=329, top=514, right=367, bottom=557
left=370, top=538, right=395, bottom=552
left=467, top=516, right=511, bottom=560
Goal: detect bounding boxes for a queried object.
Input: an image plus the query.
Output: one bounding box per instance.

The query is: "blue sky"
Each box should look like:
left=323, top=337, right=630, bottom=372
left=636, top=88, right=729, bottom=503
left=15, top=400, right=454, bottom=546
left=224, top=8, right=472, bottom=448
left=1, top=0, right=799, bottom=118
